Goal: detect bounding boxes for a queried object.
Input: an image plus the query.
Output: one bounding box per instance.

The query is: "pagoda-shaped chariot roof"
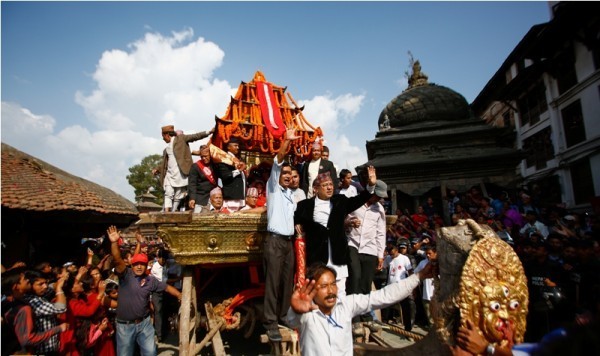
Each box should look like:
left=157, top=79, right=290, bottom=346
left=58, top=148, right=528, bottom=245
left=211, top=71, right=323, bottom=162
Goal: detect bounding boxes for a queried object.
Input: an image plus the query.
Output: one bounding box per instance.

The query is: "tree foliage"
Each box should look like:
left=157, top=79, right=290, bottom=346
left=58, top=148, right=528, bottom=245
left=127, top=154, right=164, bottom=206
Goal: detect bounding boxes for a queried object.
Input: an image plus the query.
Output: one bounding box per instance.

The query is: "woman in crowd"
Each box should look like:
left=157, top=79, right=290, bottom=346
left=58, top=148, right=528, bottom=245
left=60, top=269, right=108, bottom=355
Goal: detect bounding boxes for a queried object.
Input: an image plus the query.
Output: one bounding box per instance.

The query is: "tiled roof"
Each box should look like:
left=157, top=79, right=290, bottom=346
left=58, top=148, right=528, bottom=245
left=1, top=142, right=138, bottom=216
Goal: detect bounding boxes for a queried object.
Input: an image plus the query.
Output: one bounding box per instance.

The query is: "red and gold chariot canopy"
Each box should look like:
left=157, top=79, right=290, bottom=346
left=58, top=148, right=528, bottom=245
left=211, top=71, right=323, bottom=163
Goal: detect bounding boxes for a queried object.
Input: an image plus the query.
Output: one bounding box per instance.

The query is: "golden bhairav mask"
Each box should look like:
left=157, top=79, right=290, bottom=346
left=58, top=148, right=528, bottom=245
left=436, top=219, right=528, bottom=349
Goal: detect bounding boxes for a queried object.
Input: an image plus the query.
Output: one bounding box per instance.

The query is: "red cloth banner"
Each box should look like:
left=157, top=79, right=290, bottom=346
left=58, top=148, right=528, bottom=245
left=295, top=235, right=306, bottom=285
left=255, top=81, right=286, bottom=139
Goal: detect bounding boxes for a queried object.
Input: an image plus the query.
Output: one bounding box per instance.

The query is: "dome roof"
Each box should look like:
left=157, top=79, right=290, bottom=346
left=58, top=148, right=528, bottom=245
left=378, top=60, right=471, bottom=129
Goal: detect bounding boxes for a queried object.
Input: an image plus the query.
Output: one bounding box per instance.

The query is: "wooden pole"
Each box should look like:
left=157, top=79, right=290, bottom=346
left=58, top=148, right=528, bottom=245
left=193, top=320, right=225, bottom=355
left=179, top=268, right=193, bottom=356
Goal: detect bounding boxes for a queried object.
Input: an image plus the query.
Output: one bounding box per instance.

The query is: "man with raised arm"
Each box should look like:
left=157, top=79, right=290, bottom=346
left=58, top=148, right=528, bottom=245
left=107, top=225, right=182, bottom=356
left=153, top=125, right=214, bottom=212
left=263, top=127, right=301, bottom=342
left=288, top=261, right=435, bottom=356
left=294, top=165, right=379, bottom=298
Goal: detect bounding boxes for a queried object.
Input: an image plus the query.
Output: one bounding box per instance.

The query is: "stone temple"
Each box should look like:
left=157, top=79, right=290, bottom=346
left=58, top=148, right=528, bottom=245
left=358, top=60, right=522, bottom=222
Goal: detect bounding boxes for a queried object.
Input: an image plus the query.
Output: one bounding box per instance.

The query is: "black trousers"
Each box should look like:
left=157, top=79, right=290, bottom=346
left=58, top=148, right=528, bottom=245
left=347, top=246, right=379, bottom=322
left=151, top=291, right=164, bottom=339
left=400, top=296, right=416, bottom=331
left=263, top=233, right=295, bottom=330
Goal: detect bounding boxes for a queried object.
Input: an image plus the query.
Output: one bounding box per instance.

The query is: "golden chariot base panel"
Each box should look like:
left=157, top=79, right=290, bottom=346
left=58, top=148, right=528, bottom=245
left=153, top=213, right=268, bottom=266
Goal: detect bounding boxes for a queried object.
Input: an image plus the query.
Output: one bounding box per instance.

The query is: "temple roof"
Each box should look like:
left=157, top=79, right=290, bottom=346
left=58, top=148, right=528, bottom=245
left=359, top=60, right=522, bottom=193
left=377, top=60, right=472, bottom=131
left=379, top=84, right=472, bottom=130
left=1, top=142, right=138, bottom=216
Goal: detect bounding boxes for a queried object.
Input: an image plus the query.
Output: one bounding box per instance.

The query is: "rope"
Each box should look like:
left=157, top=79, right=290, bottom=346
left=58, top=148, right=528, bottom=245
left=383, top=321, right=425, bottom=341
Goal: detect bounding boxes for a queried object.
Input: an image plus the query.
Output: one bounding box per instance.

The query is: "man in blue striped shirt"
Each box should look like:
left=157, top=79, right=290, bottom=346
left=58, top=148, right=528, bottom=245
left=263, top=127, right=301, bottom=342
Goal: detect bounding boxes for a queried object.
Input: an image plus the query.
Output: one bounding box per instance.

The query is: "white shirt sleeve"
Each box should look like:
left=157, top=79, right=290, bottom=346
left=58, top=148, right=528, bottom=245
left=347, top=274, right=420, bottom=317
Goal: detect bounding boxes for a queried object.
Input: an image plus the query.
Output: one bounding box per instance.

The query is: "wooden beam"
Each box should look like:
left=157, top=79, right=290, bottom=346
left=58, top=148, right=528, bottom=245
left=205, top=302, right=226, bottom=356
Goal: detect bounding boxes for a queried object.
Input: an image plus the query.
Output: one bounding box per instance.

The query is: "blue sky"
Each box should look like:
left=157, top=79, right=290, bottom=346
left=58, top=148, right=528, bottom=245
left=1, top=1, right=551, bottom=202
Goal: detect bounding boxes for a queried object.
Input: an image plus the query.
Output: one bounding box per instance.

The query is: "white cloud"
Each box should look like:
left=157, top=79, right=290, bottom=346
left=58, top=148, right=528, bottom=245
left=299, top=93, right=368, bottom=174
left=1, top=101, right=56, bottom=150
left=3, top=29, right=229, bottom=201
left=75, top=28, right=229, bottom=135
left=2, top=28, right=370, bottom=202
left=1, top=101, right=164, bottom=200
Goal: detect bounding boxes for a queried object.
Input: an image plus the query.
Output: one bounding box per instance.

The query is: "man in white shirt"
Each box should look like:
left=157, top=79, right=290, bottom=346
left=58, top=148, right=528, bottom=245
left=387, top=243, right=413, bottom=283
left=414, top=245, right=437, bottom=329
left=338, top=169, right=358, bottom=197
left=287, top=261, right=434, bottom=356
left=386, top=242, right=414, bottom=328
left=345, top=180, right=387, bottom=333
left=519, top=211, right=550, bottom=239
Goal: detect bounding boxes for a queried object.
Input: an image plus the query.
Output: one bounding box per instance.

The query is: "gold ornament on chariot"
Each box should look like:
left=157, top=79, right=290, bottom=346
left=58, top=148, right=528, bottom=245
left=205, top=234, right=221, bottom=251
left=245, top=232, right=263, bottom=251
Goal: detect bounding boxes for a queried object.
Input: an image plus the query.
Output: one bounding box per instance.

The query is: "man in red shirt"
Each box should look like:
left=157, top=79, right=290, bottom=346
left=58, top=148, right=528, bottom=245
left=411, top=205, right=429, bottom=228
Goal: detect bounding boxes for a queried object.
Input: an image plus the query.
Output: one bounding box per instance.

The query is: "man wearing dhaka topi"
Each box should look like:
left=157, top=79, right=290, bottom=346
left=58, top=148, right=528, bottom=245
left=153, top=124, right=214, bottom=212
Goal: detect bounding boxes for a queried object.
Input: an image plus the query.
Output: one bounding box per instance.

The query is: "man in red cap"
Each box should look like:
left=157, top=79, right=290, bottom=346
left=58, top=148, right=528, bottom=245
left=153, top=124, right=214, bottom=212
left=107, top=226, right=182, bottom=355
left=294, top=166, right=379, bottom=301
left=239, top=187, right=266, bottom=214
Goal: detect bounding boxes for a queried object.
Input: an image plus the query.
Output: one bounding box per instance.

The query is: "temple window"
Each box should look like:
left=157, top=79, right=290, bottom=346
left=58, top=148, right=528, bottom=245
left=561, top=99, right=586, bottom=148
left=517, top=81, right=547, bottom=127
left=556, top=46, right=578, bottom=95
left=593, top=44, right=600, bottom=70
left=522, top=126, right=554, bottom=169
left=570, top=158, right=594, bottom=205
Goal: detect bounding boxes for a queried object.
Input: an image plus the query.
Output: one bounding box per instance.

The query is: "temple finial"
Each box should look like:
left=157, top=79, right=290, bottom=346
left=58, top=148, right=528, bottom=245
left=405, top=52, right=429, bottom=90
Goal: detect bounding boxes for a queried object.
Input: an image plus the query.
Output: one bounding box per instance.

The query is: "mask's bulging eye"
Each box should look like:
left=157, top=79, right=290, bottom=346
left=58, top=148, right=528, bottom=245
left=502, top=286, right=509, bottom=297
left=509, top=300, right=520, bottom=310
left=490, top=301, right=501, bottom=312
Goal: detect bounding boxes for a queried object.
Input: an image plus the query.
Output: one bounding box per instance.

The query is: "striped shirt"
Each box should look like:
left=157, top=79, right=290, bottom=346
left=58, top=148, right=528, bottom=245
left=3, top=300, right=62, bottom=354
left=25, top=294, right=67, bottom=353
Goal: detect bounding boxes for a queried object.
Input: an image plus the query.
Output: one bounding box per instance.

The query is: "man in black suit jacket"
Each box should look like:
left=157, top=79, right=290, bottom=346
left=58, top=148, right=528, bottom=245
left=300, top=143, right=338, bottom=198
left=216, top=138, right=247, bottom=211
left=294, top=166, right=377, bottom=297
left=188, top=145, right=218, bottom=213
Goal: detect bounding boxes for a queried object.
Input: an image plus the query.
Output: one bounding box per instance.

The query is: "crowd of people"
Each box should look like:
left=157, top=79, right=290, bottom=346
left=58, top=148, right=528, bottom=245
left=3, top=123, right=599, bottom=355
left=383, top=186, right=600, bottom=349
left=2, top=227, right=183, bottom=356
left=153, top=124, right=273, bottom=215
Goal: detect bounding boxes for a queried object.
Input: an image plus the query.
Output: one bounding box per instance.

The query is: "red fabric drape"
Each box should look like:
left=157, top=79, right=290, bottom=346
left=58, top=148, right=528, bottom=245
left=255, top=81, right=286, bottom=139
